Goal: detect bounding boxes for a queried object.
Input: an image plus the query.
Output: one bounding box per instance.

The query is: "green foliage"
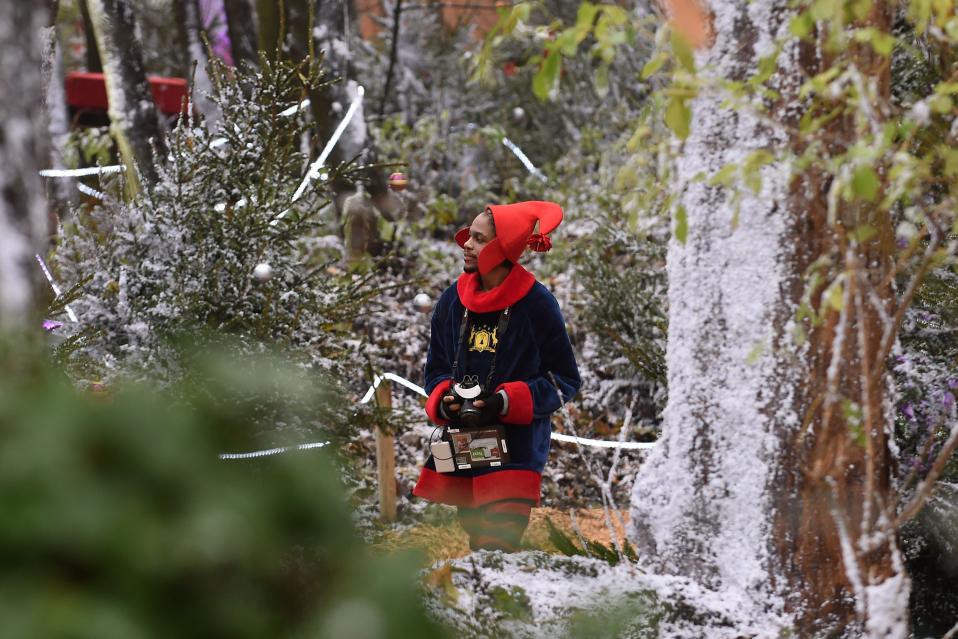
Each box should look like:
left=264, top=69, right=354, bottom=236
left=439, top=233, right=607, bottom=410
left=545, top=518, right=638, bottom=566
left=563, top=590, right=663, bottom=639
left=490, top=585, right=533, bottom=621
left=0, top=334, right=447, bottom=639
left=476, top=0, right=641, bottom=103
left=567, top=218, right=667, bottom=389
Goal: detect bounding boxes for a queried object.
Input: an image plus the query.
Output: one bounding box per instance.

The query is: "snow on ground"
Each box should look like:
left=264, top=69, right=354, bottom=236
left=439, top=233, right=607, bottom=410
left=422, top=551, right=791, bottom=638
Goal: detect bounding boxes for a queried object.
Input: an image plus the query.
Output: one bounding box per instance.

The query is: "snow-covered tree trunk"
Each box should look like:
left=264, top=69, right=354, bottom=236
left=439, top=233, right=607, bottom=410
left=86, top=0, right=166, bottom=192
left=0, top=2, right=53, bottom=328
left=42, top=2, right=75, bottom=219
left=628, top=1, right=908, bottom=636
left=223, top=0, right=259, bottom=69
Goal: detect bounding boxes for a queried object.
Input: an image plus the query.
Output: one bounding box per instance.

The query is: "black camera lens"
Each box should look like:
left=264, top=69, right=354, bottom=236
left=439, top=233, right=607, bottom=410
left=459, top=402, right=483, bottom=428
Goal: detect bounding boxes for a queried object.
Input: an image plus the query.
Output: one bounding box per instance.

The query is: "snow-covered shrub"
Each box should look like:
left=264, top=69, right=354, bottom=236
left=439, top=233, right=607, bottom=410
left=420, top=550, right=787, bottom=639
left=53, top=55, right=388, bottom=441
left=895, top=270, right=958, bottom=634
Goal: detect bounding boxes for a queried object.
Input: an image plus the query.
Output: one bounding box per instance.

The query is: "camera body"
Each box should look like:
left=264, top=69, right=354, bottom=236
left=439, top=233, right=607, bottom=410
left=431, top=376, right=510, bottom=473
left=452, top=377, right=486, bottom=429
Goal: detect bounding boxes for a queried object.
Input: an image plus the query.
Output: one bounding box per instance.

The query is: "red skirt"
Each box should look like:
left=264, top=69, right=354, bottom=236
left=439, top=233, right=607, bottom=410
left=412, top=467, right=541, bottom=508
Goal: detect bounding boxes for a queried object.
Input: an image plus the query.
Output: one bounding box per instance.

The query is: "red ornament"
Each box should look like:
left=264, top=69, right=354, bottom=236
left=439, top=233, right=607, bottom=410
left=388, top=172, right=408, bottom=191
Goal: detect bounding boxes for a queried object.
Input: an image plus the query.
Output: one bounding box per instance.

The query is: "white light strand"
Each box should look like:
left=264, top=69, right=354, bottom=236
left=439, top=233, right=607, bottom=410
left=550, top=432, right=656, bottom=450
left=35, top=254, right=78, bottom=322
left=220, top=371, right=657, bottom=459
left=361, top=373, right=654, bottom=451
left=39, top=165, right=125, bottom=178
left=288, top=86, right=364, bottom=206
left=77, top=182, right=105, bottom=199
left=360, top=372, right=427, bottom=404
left=219, top=441, right=329, bottom=460
left=502, top=137, right=548, bottom=183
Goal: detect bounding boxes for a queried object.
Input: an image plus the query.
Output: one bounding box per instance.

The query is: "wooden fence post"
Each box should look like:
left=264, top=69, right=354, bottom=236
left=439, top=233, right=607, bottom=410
left=375, top=378, right=397, bottom=522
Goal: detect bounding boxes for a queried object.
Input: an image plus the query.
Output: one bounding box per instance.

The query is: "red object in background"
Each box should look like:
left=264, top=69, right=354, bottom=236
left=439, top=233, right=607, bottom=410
left=502, top=61, right=519, bottom=77
left=65, top=72, right=189, bottom=116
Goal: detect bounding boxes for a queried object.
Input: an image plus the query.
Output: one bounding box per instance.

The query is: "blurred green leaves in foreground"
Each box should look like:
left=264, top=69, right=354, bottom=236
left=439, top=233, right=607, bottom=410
left=0, top=334, right=446, bottom=639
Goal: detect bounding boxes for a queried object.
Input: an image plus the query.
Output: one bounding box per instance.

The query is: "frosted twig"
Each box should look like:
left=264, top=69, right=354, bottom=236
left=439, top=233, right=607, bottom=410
left=548, top=371, right=629, bottom=557
left=868, top=227, right=941, bottom=393
left=822, top=271, right=850, bottom=432
left=848, top=64, right=882, bottom=139
left=568, top=510, right=590, bottom=553
left=826, top=477, right=868, bottom=625
left=35, top=254, right=78, bottom=322
left=77, top=182, right=105, bottom=199
left=851, top=257, right=877, bottom=531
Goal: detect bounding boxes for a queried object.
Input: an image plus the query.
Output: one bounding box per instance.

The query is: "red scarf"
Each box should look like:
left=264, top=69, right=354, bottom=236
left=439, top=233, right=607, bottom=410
left=456, top=263, right=536, bottom=313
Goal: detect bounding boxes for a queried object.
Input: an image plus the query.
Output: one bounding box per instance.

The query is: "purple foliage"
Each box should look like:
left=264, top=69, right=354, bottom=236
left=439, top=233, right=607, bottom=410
left=895, top=349, right=956, bottom=477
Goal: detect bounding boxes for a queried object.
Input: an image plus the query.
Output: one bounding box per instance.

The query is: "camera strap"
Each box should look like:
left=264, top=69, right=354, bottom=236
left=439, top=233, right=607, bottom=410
left=450, top=305, right=511, bottom=389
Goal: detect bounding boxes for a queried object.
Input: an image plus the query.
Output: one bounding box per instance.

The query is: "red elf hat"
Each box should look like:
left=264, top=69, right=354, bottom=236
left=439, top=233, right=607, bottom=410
left=455, top=201, right=563, bottom=274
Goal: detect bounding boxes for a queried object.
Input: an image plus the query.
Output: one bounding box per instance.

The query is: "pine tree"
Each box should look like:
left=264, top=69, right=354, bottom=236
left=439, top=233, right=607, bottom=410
left=56, top=55, right=378, bottom=395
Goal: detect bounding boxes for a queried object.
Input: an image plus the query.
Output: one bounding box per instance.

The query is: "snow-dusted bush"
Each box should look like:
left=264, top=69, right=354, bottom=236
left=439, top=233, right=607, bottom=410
left=421, top=550, right=795, bottom=638
left=54, top=56, right=380, bottom=428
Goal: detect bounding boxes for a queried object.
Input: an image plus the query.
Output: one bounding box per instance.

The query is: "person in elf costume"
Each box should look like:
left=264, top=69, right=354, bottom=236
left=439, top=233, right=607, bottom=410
left=412, top=201, right=581, bottom=551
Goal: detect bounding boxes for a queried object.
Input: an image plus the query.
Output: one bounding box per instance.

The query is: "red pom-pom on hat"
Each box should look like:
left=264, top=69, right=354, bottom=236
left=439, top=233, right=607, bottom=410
left=527, top=233, right=552, bottom=252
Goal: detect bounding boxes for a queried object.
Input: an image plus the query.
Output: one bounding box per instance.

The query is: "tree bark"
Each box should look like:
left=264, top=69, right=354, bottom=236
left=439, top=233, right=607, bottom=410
left=628, top=1, right=907, bottom=636
left=0, top=2, right=53, bottom=328
left=77, top=0, right=102, bottom=72
left=85, top=0, right=165, bottom=192
left=171, top=0, right=194, bottom=79
left=223, top=0, right=260, bottom=69
left=776, top=2, right=905, bottom=634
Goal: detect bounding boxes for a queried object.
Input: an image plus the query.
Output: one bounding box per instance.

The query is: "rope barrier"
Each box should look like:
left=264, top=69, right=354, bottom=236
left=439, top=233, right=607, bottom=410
left=221, top=372, right=656, bottom=459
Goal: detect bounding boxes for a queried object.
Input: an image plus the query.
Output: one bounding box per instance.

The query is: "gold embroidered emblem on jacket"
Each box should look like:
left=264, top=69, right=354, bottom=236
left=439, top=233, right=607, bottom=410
left=468, top=326, right=498, bottom=353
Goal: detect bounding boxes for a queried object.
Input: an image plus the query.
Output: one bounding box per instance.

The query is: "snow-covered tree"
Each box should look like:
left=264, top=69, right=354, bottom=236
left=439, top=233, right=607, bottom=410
left=629, top=0, right=958, bottom=635
left=55, top=55, right=376, bottom=394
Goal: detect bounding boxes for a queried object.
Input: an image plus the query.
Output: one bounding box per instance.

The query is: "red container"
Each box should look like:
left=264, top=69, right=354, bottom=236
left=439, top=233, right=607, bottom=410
left=65, top=72, right=189, bottom=116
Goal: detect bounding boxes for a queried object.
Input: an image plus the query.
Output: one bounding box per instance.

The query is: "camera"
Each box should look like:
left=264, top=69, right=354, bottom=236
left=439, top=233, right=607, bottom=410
left=452, top=377, right=485, bottom=429
left=433, top=375, right=510, bottom=473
